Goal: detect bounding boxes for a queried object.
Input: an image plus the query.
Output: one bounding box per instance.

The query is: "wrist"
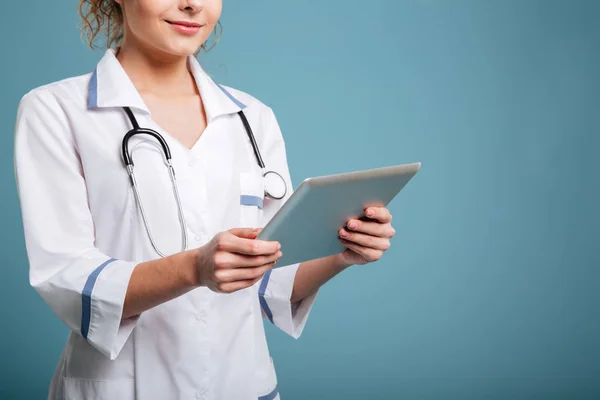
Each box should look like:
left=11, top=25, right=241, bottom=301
left=333, top=252, right=353, bottom=270
left=184, top=248, right=203, bottom=288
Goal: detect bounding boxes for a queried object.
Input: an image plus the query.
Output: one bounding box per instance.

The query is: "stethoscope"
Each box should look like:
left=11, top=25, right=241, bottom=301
left=121, top=106, right=287, bottom=257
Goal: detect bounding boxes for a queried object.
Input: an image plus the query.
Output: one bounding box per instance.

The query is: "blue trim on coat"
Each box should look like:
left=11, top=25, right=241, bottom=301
left=258, top=385, right=279, bottom=400
left=216, top=83, right=247, bottom=109
left=88, top=69, right=98, bottom=108
left=258, top=269, right=274, bottom=324
left=241, top=195, right=264, bottom=209
left=81, top=258, right=117, bottom=339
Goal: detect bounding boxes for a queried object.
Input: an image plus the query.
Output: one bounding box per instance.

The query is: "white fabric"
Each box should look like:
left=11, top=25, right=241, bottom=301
left=14, top=49, right=318, bottom=400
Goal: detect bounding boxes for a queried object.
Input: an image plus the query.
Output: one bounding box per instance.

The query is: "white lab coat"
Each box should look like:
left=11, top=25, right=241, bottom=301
left=14, top=49, right=318, bottom=400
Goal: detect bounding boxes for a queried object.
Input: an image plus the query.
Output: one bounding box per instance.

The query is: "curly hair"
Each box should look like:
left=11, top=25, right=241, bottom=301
left=79, top=0, right=222, bottom=51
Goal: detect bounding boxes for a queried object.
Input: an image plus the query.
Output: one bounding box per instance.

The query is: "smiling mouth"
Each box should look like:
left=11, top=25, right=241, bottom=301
left=166, top=20, right=203, bottom=28
left=165, top=20, right=204, bottom=35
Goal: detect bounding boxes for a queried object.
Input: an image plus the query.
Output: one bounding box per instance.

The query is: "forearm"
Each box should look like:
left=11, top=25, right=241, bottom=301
left=122, top=248, right=199, bottom=319
left=290, top=253, right=351, bottom=304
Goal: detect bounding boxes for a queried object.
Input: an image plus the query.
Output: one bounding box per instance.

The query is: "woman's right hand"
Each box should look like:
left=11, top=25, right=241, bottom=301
left=195, top=228, right=282, bottom=293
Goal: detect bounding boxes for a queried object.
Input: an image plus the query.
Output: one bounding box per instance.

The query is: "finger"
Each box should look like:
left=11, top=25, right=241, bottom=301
left=339, top=228, right=390, bottom=251
left=339, top=238, right=382, bottom=262
left=214, top=261, right=276, bottom=283
left=234, top=251, right=282, bottom=267
left=217, top=233, right=280, bottom=256
left=216, top=276, right=263, bottom=294
left=229, top=227, right=262, bottom=239
left=364, top=206, right=392, bottom=223
left=214, top=250, right=281, bottom=271
left=346, top=219, right=395, bottom=238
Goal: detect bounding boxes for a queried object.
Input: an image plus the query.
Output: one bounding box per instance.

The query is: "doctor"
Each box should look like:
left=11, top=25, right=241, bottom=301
left=14, top=0, right=396, bottom=399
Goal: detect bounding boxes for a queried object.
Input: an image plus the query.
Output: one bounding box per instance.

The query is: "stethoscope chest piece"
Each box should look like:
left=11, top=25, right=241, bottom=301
left=264, top=170, right=287, bottom=200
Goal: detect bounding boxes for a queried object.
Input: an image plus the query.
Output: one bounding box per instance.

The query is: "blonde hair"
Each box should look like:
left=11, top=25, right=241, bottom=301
left=78, top=0, right=222, bottom=51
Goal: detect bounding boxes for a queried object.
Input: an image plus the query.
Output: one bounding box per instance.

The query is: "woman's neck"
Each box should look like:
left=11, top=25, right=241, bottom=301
left=116, top=39, right=197, bottom=97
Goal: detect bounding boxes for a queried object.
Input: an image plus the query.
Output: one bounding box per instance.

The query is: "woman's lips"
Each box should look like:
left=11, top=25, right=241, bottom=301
left=166, top=20, right=203, bottom=35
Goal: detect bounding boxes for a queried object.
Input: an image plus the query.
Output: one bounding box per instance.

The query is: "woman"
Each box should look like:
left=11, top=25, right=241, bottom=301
left=14, top=0, right=396, bottom=399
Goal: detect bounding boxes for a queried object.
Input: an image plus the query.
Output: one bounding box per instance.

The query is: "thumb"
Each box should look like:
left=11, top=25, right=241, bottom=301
left=229, top=227, right=262, bottom=239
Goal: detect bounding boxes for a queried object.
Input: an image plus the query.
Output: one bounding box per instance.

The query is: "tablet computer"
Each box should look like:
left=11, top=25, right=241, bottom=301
left=258, top=162, right=421, bottom=267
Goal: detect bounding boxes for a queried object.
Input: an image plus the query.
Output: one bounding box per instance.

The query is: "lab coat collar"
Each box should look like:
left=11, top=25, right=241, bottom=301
left=187, top=55, right=246, bottom=120
left=88, top=48, right=245, bottom=120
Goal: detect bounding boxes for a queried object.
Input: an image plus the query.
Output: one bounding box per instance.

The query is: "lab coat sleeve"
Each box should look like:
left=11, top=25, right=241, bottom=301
left=14, top=89, right=139, bottom=360
left=258, top=107, right=318, bottom=339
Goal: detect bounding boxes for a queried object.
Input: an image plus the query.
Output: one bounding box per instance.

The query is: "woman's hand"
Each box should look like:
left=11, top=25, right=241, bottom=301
left=338, top=206, right=396, bottom=266
left=196, top=228, right=282, bottom=293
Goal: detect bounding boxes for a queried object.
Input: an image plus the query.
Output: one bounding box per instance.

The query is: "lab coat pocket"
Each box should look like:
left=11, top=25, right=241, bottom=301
left=63, top=378, right=134, bottom=400
left=239, top=172, right=264, bottom=228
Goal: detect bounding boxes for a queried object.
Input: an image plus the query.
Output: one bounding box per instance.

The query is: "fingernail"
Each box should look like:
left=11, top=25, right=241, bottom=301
left=277, top=243, right=281, bottom=250
left=278, top=251, right=283, bottom=257
left=367, top=209, right=375, bottom=217
left=340, top=229, right=348, bottom=238
left=348, top=221, right=356, bottom=230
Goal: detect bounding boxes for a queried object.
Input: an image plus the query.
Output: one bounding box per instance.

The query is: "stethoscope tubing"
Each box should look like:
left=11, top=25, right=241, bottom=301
left=120, top=106, right=287, bottom=257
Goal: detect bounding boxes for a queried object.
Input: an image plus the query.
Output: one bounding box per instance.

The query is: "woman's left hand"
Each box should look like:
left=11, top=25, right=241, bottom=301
left=337, top=206, right=395, bottom=266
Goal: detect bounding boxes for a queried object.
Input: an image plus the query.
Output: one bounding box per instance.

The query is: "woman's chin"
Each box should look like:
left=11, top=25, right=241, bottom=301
left=150, top=39, right=204, bottom=59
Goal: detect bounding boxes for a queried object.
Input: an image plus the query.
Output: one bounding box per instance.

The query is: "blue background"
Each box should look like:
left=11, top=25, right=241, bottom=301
left=1, top=0, right=599, bottom=398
